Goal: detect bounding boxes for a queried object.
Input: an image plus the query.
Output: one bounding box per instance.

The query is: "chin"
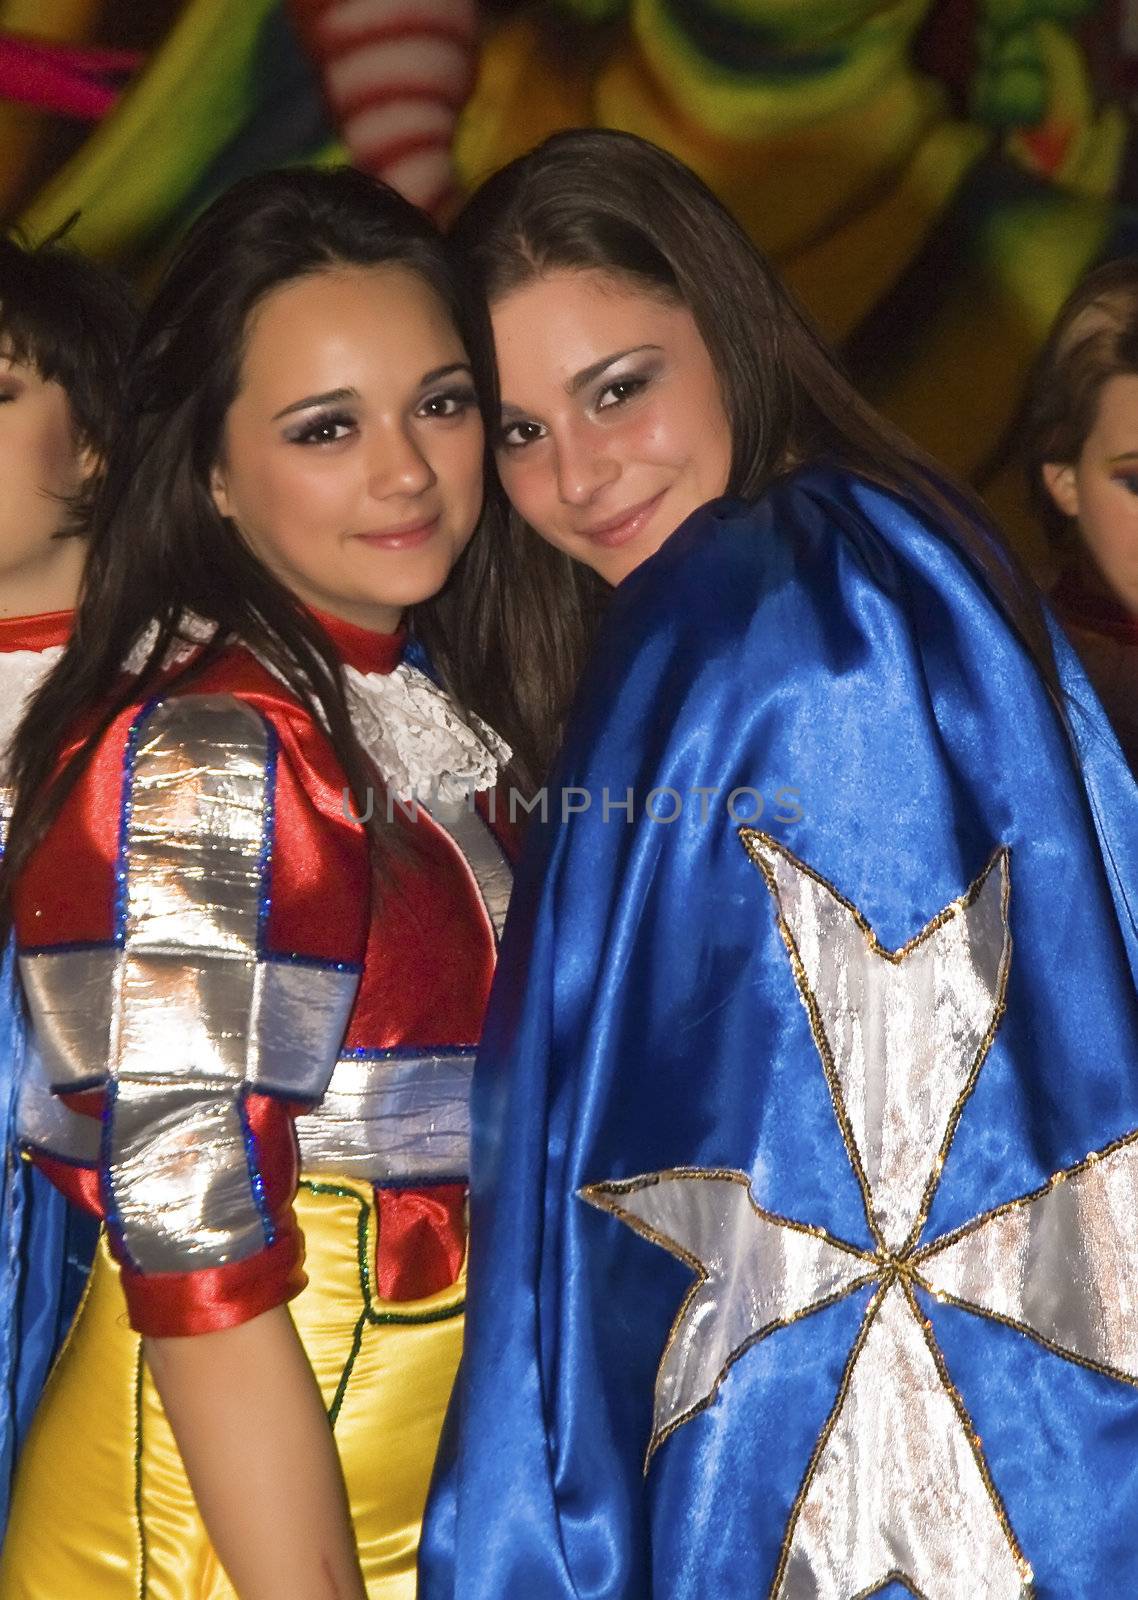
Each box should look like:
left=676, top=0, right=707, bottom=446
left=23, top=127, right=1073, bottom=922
left=363, top=560, right=462, bottom=612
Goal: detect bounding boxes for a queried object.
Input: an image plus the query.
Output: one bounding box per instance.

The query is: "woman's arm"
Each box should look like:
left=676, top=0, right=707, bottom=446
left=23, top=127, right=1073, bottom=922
left=144, top=1305, right=366, bottom=1600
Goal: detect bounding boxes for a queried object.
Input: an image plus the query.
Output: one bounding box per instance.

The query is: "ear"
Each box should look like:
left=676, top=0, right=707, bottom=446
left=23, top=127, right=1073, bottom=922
left=210, top=460, right=233, bottom=520
left=75, top=441, right=101, bottom=486
left=1041, top=461, right=1080, bottom=521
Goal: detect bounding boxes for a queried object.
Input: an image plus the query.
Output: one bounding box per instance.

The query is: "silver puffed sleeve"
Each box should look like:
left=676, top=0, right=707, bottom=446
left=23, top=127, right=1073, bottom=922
left=19, top=694, right=361, bottom=1274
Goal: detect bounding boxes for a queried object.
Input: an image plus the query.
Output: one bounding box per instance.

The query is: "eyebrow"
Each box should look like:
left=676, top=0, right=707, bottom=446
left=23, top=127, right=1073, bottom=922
left=1108, top=452, right=1138, bottom=464
left=271, top=363, right=473, bottom=422
left=273, top=387, right=356, bottom=421
left=500, top=344, right=663, bottom=419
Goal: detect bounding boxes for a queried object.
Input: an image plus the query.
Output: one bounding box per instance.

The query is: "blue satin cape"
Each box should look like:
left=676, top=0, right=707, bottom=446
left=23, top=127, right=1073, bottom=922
left=0, top=939, right=95, bottom=1527
left=420, top=466, right=1138, bottom=1599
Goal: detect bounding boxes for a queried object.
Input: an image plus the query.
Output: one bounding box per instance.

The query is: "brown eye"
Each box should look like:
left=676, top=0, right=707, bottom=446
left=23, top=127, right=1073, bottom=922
left=596, top=376, right=647, bottom=410
left=287, top=411, right=355, bottom=445
left=500, top=420, right=546, bottom=450
left=419, top=387, right=476, bottom=419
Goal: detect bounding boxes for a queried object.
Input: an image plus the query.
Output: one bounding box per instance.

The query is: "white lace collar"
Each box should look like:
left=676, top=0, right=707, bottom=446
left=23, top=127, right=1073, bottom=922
left=125, top=616, right=510, bottom=803
left=0, top=643, right=66, bottom=771
left=343, top=660, right=509, bottom=804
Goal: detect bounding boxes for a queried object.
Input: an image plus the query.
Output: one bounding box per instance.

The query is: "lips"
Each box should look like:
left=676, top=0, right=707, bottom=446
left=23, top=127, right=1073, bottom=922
left=578, top=490, right=667, bottom=550
left=353, top=515, right=439, bottom=551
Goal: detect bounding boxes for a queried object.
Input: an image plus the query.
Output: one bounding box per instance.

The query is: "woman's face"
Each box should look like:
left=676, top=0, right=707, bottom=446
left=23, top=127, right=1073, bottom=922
left=0, top=350, right=90, bottom=611
left=490, top=269, right=732, bottom=584
left=1045, top=371, right=1138, bottom=615
left=212, top=263, right=484, bottom=633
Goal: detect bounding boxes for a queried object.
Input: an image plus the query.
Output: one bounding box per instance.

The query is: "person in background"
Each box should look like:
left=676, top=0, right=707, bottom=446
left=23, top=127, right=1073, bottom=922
left=421, top=129, right=1138, bottom=1600
left=0, top=228, right=135, bottom=1520
left=1023, top=256, right=1138, bottom=772
left=0, top=167, right=517, bottom=1600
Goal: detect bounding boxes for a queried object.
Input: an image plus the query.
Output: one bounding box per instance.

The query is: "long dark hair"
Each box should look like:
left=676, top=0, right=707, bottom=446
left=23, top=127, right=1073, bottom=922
left=450, top=128, right=1059, bottom=778
left=1020, top=256, right=1138, bottom=544
left=1, top=165, right=521, bottom=915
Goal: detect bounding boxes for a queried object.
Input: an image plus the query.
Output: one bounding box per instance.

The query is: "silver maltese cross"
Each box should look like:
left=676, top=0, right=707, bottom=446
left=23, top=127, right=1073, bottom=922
left=582, top=834, right=1138, bottom=1600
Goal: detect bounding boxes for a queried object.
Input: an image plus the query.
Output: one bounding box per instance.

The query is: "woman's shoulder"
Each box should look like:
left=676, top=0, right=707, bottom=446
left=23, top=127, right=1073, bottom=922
left=126, top=636, right=333, bottom=748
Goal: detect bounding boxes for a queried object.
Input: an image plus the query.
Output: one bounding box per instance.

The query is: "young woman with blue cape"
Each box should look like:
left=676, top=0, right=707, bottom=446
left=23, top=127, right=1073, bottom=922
left=0, top=233, right=134, bottom=1525
left=420, top=130, right=1138, bottom=1599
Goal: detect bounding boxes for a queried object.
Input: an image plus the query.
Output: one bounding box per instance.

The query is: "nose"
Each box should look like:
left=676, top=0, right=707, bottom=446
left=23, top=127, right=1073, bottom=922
left=554, top=421, right=620, bottom=507
left=367, top=420, right=435, bottom=499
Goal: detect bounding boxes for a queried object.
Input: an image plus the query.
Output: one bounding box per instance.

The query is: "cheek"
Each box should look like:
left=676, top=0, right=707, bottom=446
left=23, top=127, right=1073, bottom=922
left=233, top=448, right=356, bottom=550
left=435, top=426, right=485, bottom=514
left=496, top=451, right=551, bottom=520
left=1078, top=476, right=1138, bottom=563
left=26, top=400, right=82, bottom=499
left=633, top=395, right=730, bottom=491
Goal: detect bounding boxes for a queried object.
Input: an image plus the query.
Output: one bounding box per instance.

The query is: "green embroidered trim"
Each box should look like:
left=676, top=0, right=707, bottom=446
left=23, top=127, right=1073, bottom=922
left=298, top=1178, right=466, bottom=1325
left=327, top=1310, right=368, bottom=1430
left=297, top=1178, right=465, bottom=1428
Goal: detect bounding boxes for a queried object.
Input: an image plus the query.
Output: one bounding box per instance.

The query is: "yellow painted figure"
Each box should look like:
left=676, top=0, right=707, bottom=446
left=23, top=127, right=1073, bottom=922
left=452, top=0, right=1128, bottom=562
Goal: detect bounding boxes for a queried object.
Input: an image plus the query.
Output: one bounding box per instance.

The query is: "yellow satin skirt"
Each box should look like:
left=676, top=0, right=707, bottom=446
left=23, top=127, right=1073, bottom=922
left=0, top=1177, right=465, bottom=1599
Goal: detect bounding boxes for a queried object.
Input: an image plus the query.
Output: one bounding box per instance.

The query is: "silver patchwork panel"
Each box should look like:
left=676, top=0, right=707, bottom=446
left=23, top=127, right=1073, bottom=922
left=297, top=1050, right=474, bottom=1182
left=108, top=1078, right=271, bottom=1272
left=21, top=946, right=117, bottom=1090
left=248, top=959, right=359, bottom=1097
left=16, top=1037, right=100, bottom=1165
left=18, top=695, right=360, bottom=1271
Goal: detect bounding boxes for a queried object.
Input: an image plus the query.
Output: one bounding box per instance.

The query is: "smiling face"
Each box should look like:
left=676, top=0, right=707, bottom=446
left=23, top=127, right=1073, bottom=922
left=1044, top=371, right=1138, bottom=616
left=211, top=262, right=485, bottom=633
left=0, top=350, right=91, bottom=616
left=490, top=269, right=732, bottom=584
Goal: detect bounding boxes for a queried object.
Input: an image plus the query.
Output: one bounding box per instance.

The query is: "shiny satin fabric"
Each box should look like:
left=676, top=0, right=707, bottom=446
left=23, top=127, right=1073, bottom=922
left=12, top=635, right=503, bottom=1332
left=0, top=955, right=94, bottom=1529
left=420, top=467, right=1138, bottom=1599
left=0, top=613, right=95, bottom=1528
left=0, top=1179, right=464, bottom=1599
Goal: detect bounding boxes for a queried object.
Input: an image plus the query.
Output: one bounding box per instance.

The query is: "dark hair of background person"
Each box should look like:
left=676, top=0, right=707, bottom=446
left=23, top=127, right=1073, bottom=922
left=0, top=165, right=530, bottom=923
left=449, top=128, right=1061, bottom=782
left=0, top=222, right=138, bottom=527
left=1020, top=256, right=1138, bottom=545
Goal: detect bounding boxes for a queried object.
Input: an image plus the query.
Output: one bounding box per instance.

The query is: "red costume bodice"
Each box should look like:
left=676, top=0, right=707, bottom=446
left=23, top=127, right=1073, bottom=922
left=13, top=614, right=512, bottom=1336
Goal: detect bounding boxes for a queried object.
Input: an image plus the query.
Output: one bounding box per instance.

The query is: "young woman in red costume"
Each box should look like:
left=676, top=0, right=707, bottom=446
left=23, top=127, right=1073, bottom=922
left=0, top=167, right=520, bottom=1600
left=0, top=230, right=135, bottom=1502
left=1024, top=257, right=1138, bottom=772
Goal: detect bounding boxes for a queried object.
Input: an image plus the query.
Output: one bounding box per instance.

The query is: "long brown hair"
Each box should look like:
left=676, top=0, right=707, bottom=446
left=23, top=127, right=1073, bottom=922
left=0, top=165, right=524, bottom=922
left=1020, top=256, right=1138, bottom=544
left=450, top=128, right=1059, bottom=779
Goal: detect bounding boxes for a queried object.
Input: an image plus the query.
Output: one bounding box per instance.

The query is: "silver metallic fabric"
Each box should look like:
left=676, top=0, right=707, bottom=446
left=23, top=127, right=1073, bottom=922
left=15, top=1038, right=99, bottom=1165
left=248, top=960, right=361, bottom=1096
left=921, top=1134, right=1138, bottom=1380
left=20, top=946, right=116, bottom=1090
left=297, top=1049, right=475, bottom=1182
left=744, top=834, right=1010, bottom=1254
left=19, top=695, right=359, bottom=1272
left=775, top=1283, right=1032, bottom=1599
left=108, top=1078, right=271, bottom=1272
left=581, top=1169, right=874, bottom=1451
left=584, top=838, right=1087, bottom=1594
left=426, top=796, right=511, bottom=940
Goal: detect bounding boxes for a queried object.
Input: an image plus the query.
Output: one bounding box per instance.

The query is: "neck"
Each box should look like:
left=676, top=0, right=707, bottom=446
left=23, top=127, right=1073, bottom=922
left=0, top=537, right=85, bottom=620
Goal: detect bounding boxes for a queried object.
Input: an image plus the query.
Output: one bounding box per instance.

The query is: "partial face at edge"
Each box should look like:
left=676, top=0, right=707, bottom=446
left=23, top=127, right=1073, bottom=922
left=490, top=269, right=732, bottom=585
left=0, top=349, right=91, bottom=598
left=1044, top=371, right=1138, bottom=615
left=212, top=263, right=485, bottom=634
